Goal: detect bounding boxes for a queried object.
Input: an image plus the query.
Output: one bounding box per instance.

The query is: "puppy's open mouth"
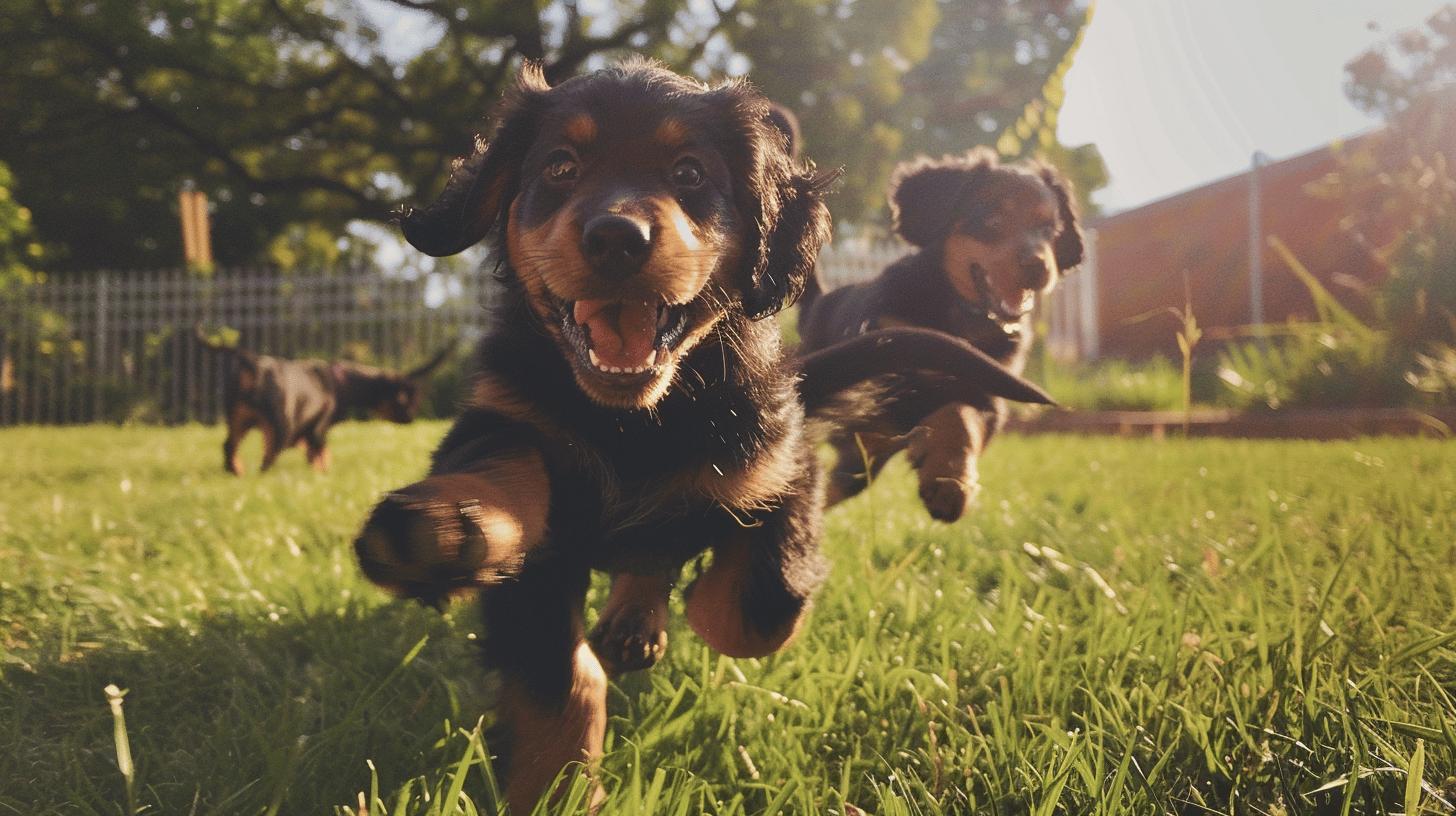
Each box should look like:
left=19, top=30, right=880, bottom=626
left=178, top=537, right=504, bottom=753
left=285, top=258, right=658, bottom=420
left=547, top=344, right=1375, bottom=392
left=970, top=264, right=1033, bottom=323
left=558, top=297, right=690, bottom=377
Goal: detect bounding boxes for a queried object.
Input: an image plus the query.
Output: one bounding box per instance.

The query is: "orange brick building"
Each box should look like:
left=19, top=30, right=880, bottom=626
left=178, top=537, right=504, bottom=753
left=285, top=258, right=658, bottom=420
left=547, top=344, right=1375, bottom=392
left=1088, top=135, right=1395, bottom=359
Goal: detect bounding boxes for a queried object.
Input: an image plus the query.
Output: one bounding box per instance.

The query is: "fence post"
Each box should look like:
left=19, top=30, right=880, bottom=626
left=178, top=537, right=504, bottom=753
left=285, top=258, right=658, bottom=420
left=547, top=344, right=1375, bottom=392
left=94, top=270, right=108, bottom=422
left=1248, top=151, right=1267, bottom=343
left=1079, top=228, right=1100, bottom=361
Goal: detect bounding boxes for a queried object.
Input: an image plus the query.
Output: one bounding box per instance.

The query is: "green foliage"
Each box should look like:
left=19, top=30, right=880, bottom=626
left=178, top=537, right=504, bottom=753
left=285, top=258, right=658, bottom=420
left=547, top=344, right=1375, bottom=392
left=1030, top=355, right=1185, bottom=412
left=1338, top=6, right=1456, bottom=349
left=1379, top=150, right=1456, bottom=349
left=733, top=0, right=1105, bottom=224
left=1214, top=329, right=1409, bottom=411
left=0, top=160, right=42, bottom=288
left=1407, top=343, right=1456, bottom=403
left=1214, top=237, right=1416, bottom=410
left=0, top=0, right=701, bottom=270
left=725, top=0, right=939, bottom=222
left=0, top=0, right=1103, bottom=268
left=3, top=427, right=1455, bottom=813
left=1343, top=4, right=1456, bottom=120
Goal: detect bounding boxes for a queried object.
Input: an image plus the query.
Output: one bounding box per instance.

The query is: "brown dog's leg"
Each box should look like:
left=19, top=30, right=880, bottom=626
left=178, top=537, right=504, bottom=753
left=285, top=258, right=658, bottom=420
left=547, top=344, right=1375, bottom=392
left=824, top=431, right=904, bottom=506
left=222, top=404, right=256, bottom=476
left=354, top=449, right=550, bottom=607
left=906, top=402, right=987, bottom=523
left=685, top=486, right=827, bottom=658
left=258, top=421, right=284, bottom=472
left=588, top=572, right=673, bottom=676
left=303, top=431, right=330, bottom=473
left=484, top=561, right=606, bottom=813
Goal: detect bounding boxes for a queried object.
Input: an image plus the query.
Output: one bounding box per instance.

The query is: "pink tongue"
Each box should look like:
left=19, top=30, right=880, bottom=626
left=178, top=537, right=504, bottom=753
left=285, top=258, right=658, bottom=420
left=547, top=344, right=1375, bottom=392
left=574, top=299, right=658, bottom=369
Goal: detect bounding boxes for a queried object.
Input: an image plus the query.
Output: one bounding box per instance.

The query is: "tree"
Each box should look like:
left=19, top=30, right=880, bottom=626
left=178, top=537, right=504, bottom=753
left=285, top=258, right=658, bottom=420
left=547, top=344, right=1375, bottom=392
left=725, top=0, right=1105, bottom=225
left=0, top=0, right=709, bottom=270
left=1338, top=4, right=1456, bottom=349
left=0, top=0, right=1101, bottom=268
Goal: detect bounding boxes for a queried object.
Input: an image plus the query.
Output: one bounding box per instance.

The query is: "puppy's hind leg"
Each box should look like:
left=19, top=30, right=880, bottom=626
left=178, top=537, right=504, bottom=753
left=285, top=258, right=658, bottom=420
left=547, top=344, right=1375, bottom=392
left=685, top=480, right=828, bottom=658
left=484, top=560, right=607, bottom=814
left=589, top=571, right=673, bottom=676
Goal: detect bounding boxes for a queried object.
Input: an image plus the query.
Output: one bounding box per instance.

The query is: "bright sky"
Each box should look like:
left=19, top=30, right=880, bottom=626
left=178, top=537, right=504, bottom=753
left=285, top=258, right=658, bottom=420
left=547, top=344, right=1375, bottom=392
left=1058, top=0, right=1448, bottom=213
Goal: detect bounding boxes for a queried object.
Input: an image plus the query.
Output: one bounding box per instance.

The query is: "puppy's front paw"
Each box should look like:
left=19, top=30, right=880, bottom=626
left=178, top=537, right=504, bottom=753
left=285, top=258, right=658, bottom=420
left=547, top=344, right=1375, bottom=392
left=588, top=603, right=668, bottom=676
left=354, top=476, right=522, bottom=608
left=919, top=475, right=980, bottom=523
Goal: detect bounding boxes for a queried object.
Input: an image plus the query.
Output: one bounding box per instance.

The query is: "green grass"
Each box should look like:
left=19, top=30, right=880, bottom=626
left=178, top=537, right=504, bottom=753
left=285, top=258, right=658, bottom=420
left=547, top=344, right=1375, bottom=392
left=3, top=425, right=1455, bottom=815
left=1024, top=355, right=1188, bottom=413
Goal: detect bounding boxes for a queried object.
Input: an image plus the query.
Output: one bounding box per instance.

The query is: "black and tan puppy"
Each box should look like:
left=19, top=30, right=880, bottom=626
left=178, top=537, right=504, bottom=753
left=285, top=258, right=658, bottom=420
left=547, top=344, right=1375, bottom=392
left=196, top=329, right=454, bottom=475
left=350, top=60, right=1051, bottom=812
left=798, top=148, right=1084, bottom=522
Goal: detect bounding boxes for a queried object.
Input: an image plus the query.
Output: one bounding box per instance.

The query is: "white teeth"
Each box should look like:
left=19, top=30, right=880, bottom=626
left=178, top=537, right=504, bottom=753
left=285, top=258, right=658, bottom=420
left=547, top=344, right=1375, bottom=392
left=586, top=348, right=655, bottom=375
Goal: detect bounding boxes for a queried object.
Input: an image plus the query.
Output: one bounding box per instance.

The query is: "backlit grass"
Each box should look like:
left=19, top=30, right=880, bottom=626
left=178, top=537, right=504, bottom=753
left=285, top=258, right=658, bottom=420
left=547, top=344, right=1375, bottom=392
left=2, top=424, right=1453, bottom=814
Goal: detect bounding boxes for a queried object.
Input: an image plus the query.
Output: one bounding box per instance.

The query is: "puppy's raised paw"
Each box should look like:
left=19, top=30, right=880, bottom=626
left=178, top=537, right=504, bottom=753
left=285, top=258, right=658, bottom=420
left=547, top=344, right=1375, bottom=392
left=354, top=474, right=528, bottom=609
left=918, top=475, right=980, bottom=523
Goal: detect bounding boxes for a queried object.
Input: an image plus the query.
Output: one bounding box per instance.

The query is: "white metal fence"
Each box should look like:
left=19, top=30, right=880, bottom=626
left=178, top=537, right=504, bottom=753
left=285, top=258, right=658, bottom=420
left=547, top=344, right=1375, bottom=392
left=0, top=267, right=490, bottom=425
left=0, top=240, right=1097, bottom=426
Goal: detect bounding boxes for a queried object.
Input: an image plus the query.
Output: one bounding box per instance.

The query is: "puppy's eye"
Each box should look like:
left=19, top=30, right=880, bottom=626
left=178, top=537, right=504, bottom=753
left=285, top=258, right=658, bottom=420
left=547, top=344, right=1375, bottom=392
left=671, top=157, right=705, bottom=189
left=543, top=151, right=579, bottom=184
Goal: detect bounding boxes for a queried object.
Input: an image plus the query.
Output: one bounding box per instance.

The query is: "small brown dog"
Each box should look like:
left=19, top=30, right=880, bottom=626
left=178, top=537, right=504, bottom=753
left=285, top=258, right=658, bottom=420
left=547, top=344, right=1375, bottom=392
left=197, top=328, right=454, bottom=474
left=798, top=148, right=1083, bottom=521
left=348, top=60, right=1052, bottom=812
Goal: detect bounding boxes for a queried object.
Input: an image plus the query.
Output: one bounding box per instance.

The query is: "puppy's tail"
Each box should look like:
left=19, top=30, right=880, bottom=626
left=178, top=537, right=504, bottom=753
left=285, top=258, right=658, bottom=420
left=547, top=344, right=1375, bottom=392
left=797, top=327, right=1053, bottom=431
left=194, top=324, right=258, bottom=368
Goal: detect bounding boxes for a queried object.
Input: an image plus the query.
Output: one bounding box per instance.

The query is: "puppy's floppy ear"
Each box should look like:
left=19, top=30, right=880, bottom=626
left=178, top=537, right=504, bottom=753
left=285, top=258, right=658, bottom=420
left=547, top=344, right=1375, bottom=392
left=1039, top=164, right=1084, bottom=273
left=764, top=102, right=802, bottom=161
left=714, top=81, right=838, bottom=319
left=889, top=148, right=996, bottom=247
left=399, top=63, right=550, bottom=257
left=744, top=169, right=837, bottom=319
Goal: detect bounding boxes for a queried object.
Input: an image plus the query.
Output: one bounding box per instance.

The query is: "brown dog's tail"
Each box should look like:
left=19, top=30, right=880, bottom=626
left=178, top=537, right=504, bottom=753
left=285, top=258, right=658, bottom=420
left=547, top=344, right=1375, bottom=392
left=797, top=327, right=1053, bottom=431
left=194, top=324, right=259, bottom=369
left=405, top=339, right=459, bottom=381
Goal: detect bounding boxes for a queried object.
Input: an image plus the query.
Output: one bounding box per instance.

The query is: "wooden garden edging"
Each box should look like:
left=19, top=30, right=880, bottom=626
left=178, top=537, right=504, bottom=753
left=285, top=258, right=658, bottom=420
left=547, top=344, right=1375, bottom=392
left=1008, top=408, right=1456, bottom=439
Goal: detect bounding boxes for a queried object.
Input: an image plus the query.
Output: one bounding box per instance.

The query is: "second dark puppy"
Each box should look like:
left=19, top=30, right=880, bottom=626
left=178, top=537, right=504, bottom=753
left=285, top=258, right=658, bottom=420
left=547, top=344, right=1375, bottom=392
left=798, top=148, right=1084, bottom=521
left=197, top=328, right=454, bottom=474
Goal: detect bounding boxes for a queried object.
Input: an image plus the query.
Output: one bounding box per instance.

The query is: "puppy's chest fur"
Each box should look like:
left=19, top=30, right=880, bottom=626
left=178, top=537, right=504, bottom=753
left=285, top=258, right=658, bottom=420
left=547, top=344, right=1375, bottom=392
left=477, top=315, right=805, bottom=546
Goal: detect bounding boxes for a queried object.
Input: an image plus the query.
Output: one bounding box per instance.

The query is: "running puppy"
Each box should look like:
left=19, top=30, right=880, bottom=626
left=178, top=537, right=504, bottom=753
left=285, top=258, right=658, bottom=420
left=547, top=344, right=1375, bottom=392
left=351, top=60, right=1051, bottom=812
left=798, top=148, right=1084, bottom=521
left=197, top=328, right=454, bottom=474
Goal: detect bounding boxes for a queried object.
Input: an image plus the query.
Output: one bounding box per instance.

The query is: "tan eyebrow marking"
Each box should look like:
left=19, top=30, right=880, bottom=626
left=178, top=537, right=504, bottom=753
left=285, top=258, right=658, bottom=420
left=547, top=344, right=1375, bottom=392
left=564, top=114, right=597, bottom=144
left=654, top=118, right=688, bottom=146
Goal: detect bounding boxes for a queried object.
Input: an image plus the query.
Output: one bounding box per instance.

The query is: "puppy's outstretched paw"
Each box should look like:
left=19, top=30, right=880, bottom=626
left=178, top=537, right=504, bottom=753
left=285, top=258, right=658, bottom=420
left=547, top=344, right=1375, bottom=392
left=354, top=476, right=525, bottom=608
left=918, top=475, right=980, bottom=523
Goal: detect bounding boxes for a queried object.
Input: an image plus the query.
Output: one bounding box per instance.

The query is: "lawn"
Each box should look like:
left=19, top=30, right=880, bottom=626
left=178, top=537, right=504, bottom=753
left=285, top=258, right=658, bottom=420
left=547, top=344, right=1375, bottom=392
left=2, top=424, right=1454, bottom=815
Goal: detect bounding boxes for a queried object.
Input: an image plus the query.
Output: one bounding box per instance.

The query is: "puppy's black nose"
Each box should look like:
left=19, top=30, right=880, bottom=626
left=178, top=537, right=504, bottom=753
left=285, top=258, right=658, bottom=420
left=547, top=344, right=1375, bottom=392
left=582, top=215, right=651, bottom=278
